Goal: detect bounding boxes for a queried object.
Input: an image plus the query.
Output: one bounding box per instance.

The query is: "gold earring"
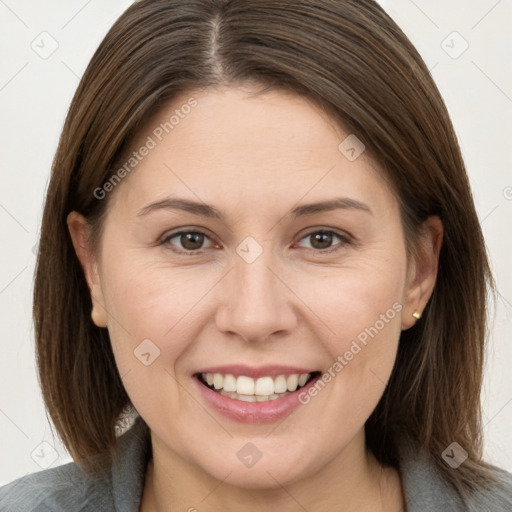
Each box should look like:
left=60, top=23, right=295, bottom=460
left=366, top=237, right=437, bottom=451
left=412, top=311, right=422, bottom=320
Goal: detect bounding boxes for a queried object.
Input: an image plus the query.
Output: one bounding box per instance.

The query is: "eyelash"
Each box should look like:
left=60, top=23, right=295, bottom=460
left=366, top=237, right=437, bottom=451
left=159, top=228, right=352, bottom=255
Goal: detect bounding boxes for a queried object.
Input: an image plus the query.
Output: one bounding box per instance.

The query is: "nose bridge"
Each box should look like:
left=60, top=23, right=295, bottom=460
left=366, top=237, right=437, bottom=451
left=215, top=239, right=296, bottom=342
left=235, top=249, right=277, bottom=305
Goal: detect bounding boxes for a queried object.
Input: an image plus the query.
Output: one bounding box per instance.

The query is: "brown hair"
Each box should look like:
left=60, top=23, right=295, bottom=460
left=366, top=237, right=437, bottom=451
left=34, top=0, right=498, bottom=497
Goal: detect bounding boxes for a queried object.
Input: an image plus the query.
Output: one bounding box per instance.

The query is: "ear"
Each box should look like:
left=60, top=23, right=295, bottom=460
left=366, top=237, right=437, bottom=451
left=67, top=211, right=108, bottom=328
left=402, top=215, right=443, bottom=330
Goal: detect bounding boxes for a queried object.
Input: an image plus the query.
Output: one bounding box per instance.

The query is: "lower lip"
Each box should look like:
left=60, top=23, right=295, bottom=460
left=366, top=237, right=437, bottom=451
left=194, top=375, right=320, bottom=424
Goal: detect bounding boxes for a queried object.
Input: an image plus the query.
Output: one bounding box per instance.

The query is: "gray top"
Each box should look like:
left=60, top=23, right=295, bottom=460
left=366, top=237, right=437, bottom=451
left=1, top=416, right=511, bottom=511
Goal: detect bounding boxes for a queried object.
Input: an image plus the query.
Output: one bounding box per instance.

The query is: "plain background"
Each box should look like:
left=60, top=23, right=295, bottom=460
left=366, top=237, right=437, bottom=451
left=0, top=0, right=511, bottom=486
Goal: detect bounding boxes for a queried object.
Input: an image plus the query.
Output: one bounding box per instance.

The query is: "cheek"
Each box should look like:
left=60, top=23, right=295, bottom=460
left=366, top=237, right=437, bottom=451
left=289, top=250, right=406, bottom=406
left=100, top=257, right=222, bottom=381
left=291, top=251, right=406, bottom=349
left=101, top=264, right=207, bottom=425
left=102, top=252, right=214, bottom=333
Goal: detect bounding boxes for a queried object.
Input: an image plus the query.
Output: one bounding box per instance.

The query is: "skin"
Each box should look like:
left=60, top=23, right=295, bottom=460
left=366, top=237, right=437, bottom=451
left=68, top=85, right=443, bottom=512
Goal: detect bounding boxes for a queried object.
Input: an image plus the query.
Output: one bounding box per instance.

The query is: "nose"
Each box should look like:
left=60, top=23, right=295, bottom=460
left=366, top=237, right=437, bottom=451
left=215, top=249, right=298, bottom=344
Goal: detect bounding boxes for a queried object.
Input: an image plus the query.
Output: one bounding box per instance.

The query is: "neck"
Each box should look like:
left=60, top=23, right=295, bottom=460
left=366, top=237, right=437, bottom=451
left=140, top=430, right=405, bottom=512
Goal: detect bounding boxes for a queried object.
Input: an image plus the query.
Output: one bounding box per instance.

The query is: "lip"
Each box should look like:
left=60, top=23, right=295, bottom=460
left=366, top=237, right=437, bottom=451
left=193, top=365, right=315, bottom=379
left=193, top=370, right=321, bottom=424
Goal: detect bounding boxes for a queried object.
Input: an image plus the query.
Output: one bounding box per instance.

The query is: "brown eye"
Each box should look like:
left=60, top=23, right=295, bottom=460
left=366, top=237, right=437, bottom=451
left=297, top=230, right=351, bottom=252
left=179, top=232, right=205, bottom=251
left=162, top=230, right=213, bottom=253
left=310, top=231, right=334, bottom=250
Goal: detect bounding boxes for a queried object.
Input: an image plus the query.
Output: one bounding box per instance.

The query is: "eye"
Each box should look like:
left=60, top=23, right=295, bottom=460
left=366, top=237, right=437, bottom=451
left=161, top=229, right=215, bottom=254
left=296, top=229, right=351, bottom=253
left=160, top=228, right=351, bottom=255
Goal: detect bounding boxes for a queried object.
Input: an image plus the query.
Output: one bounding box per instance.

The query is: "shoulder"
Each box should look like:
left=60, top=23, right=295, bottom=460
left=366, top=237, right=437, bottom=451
left=0, top=460, right=111, bottom=512
left=466, top=465, right=512, bottom=511
left=0, top=415, right=151, bottom=512
left=397, top=436, right=512, bottom=512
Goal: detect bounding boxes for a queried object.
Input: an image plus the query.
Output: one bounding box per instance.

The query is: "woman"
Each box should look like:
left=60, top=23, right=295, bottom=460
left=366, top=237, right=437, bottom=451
left=1, top=0, right=511, bottom=510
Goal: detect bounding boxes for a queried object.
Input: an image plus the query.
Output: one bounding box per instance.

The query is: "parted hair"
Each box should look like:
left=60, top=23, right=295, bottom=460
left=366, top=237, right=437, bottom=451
left=34, top=0, right=499, bottom=498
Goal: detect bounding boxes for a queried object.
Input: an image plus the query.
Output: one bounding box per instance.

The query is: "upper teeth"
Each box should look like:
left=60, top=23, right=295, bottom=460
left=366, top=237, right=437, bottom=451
left=202, top=373, right=310, bottom=396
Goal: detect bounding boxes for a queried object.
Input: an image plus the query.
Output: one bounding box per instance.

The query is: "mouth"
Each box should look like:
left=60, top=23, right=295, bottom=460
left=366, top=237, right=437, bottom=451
left=192, top=365, right=323, bottom=423
left=194, top=370, right=322, bottom=402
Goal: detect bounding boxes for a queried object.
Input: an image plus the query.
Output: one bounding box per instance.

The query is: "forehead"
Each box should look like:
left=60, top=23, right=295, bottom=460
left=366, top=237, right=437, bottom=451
left=107, top=86, right=396, bottom=218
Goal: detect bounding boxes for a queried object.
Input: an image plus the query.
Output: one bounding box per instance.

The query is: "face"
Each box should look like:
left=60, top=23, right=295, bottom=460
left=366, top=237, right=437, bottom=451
left=69, top=85, right=439, bottom=489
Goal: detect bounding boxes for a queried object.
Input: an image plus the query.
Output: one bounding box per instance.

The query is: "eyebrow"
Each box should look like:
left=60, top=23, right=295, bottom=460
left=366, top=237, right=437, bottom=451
left=137, top=197, right=373, bottom=219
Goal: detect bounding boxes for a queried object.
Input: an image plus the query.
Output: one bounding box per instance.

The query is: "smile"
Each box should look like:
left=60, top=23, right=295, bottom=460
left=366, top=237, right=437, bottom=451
left=197, top=372, right=318, bottom=402
left=193, top=366, right=322, bottom=423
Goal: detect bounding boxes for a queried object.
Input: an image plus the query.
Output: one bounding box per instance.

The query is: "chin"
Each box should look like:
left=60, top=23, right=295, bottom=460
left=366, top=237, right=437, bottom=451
left=194, top=446, right=318, bottom=490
